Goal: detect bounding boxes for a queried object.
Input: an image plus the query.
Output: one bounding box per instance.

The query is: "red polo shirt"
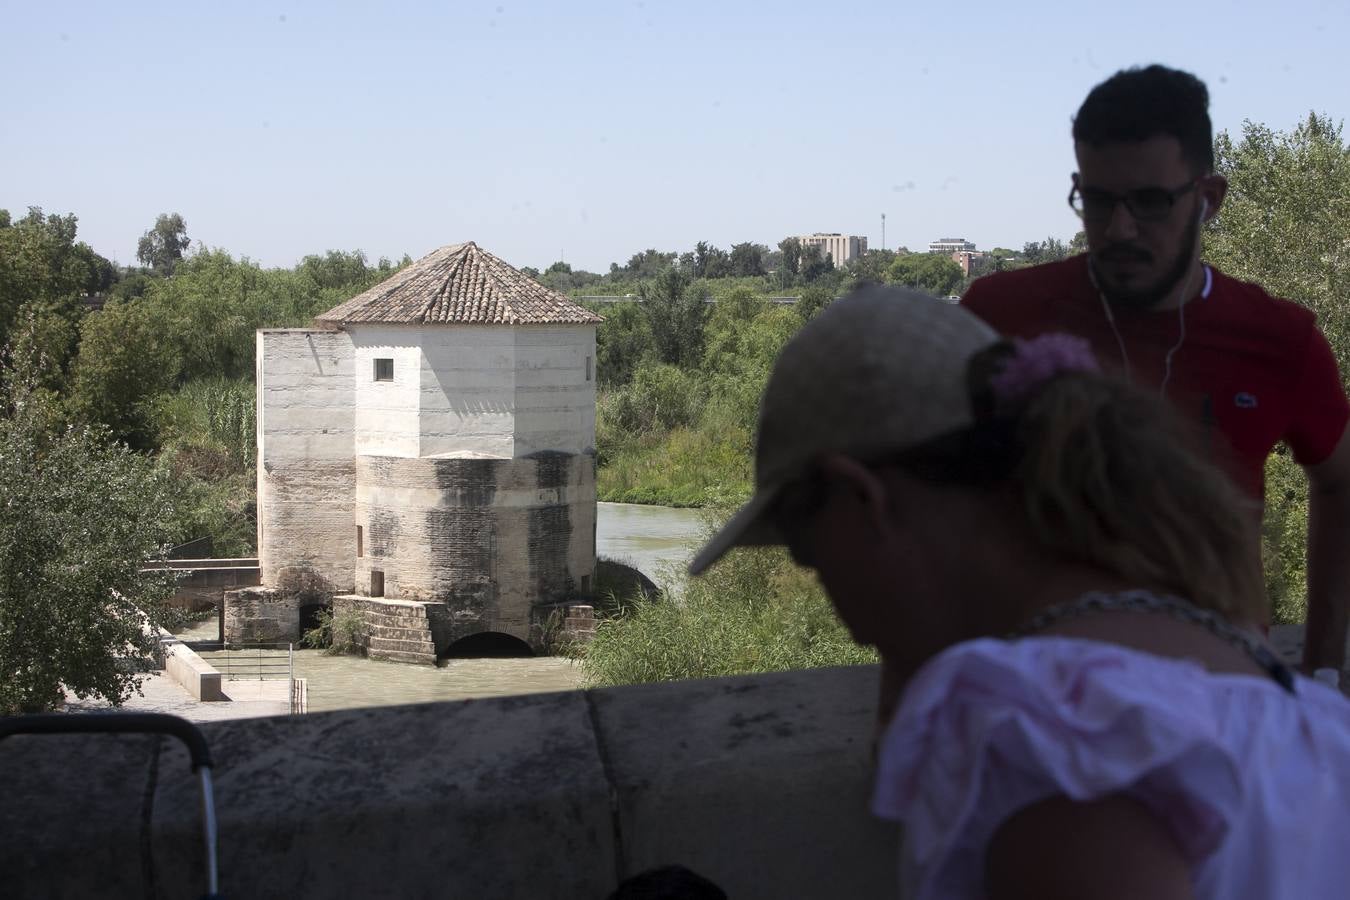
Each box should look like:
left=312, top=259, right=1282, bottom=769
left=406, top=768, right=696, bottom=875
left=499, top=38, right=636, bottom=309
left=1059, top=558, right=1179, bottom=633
left=961, top=255, right=1349, bottom=498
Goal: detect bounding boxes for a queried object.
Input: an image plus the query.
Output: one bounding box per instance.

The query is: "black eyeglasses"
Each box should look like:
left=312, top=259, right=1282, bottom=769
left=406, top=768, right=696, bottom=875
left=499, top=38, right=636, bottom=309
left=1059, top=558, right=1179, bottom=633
left=1068, top=178, right=1199, bottom=223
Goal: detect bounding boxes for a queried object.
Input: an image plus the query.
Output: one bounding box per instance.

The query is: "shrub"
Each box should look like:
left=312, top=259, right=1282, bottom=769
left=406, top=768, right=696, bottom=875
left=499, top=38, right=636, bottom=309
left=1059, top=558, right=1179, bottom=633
left=301, top=606, right=365, bottom=656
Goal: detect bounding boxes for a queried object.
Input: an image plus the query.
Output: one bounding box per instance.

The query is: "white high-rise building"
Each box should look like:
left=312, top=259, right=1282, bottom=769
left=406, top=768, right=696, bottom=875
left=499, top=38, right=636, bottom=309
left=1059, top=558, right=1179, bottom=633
left=797, top=233, right=868, bottom=267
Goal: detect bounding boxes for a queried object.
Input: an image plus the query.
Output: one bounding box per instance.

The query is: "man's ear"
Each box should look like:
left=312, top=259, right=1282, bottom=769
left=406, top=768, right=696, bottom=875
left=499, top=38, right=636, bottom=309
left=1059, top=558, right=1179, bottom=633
left=1199, top=174, right=1228, bottom=222
left=816, top=453, right=891, bottom=534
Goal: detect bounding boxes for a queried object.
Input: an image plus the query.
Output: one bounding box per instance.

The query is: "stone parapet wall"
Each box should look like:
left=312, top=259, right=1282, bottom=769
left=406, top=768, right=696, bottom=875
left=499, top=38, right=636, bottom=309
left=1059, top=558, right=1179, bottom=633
left=0, top=665, right=898, bottom=899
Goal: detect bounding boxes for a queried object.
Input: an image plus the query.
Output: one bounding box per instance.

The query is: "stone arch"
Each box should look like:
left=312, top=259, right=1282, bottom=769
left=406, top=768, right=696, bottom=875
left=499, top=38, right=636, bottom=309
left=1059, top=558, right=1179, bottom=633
left=439, top=631, right=535, bottom=659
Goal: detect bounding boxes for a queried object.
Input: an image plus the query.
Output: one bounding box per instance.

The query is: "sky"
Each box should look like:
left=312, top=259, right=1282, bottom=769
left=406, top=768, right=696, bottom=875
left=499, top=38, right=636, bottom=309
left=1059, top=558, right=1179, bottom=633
left=3, top=0, right=1348, bottom=274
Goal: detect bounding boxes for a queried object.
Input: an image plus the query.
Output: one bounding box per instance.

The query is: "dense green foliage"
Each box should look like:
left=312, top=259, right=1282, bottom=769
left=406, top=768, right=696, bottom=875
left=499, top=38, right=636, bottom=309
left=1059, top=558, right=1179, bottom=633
left=0, top=388, right=179, bottom=711
left=1207, top=113, right=1350, bottom=624
left=301, top=605, right=365, bottom=655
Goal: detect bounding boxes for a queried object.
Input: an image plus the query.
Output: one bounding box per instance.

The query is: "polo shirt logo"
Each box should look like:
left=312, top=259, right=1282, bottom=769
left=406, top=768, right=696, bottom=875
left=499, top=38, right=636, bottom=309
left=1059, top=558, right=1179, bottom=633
left=1235, top=392, right=1259, bottom=409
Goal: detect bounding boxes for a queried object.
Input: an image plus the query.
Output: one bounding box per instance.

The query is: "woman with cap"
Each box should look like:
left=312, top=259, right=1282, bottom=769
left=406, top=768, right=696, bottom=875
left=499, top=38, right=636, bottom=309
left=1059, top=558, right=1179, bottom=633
left=687, top=285, right=1350, bottom=899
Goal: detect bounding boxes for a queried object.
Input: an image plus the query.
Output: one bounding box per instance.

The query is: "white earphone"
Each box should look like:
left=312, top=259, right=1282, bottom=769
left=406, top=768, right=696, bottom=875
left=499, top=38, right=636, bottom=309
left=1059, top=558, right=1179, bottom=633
left=1092, top=194, right=1208, bottom=396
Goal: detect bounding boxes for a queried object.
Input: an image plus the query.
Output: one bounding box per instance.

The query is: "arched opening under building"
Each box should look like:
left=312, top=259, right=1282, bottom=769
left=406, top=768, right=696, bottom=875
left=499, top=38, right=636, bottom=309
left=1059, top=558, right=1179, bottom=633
left=440, top=631, right=535, bottom=659
left=298, top=603, right=330, bottom=640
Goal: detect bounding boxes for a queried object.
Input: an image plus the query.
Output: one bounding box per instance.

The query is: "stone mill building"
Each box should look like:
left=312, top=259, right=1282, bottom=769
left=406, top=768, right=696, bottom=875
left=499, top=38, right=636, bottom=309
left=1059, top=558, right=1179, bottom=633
left=228, top=242, right=603, bottom=662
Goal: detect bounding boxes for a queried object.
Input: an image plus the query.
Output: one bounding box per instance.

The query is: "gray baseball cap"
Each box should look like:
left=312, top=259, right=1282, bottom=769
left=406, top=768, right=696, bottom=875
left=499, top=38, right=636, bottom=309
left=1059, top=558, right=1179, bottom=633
left=688, top=285, right=1000, bottom=575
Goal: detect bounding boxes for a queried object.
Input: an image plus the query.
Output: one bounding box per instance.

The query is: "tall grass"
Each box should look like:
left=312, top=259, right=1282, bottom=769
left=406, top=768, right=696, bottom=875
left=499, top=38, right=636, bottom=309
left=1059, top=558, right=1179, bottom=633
left=151, top=377, right=258, bottom=557
left=578, top=517, right=875, bottom=686
left=152, top=377, right=256, bottom=468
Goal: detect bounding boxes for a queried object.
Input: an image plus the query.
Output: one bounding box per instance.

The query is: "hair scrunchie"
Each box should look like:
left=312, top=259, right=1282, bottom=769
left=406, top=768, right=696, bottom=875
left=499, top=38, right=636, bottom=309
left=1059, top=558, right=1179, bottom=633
left=988, top=333, right=1100, bottom=411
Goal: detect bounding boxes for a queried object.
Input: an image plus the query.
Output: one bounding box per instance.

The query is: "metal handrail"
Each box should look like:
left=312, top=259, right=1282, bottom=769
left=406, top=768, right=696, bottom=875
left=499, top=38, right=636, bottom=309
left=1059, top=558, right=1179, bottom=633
left=0, top=713, right=221, bottom=899
left=218, top=643, right=293, bottom=681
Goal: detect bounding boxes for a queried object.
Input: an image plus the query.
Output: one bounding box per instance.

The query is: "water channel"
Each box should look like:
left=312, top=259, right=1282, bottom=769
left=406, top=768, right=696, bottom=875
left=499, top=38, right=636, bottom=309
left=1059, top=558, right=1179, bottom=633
left=180, top=502, right=707, bottom=711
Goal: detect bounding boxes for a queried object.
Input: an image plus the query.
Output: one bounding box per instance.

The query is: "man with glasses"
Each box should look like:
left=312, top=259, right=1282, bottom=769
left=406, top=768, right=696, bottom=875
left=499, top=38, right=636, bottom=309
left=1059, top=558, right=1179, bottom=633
left=961, top=64, right=1350, bottom=677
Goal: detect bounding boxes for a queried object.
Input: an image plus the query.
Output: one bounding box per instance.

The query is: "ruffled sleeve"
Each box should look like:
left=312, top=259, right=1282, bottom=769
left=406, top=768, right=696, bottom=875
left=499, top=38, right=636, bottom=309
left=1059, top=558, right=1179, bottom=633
left=872, top=638, right=1248, bottom=899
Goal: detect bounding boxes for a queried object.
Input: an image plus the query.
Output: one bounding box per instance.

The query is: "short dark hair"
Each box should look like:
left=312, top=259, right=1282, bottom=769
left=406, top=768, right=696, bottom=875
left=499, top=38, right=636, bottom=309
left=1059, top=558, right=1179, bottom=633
left=1072, top=65, right=1214, bottom=174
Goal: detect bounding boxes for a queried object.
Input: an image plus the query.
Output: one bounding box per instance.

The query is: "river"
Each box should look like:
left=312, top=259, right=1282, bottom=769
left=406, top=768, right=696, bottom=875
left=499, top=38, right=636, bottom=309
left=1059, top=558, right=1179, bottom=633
left=178, top=502, right=707, bottom=711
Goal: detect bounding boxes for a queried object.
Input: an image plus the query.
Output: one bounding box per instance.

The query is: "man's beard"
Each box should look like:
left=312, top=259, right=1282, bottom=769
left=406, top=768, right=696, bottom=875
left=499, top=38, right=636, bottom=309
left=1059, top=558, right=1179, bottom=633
left=1090, top=215, right=1199, bottom=311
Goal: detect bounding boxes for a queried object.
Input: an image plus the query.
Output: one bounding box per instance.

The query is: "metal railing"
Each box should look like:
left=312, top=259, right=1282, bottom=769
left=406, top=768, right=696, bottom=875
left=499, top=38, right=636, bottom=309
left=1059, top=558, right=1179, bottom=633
left=218, top=643, right=305, bottom=715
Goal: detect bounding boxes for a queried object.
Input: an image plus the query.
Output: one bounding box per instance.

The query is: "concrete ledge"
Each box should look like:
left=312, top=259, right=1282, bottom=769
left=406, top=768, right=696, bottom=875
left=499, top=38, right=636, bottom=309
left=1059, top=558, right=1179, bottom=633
left=0, top=665, right=898, bottom=899
left=162, top=640, right=224, bottom=702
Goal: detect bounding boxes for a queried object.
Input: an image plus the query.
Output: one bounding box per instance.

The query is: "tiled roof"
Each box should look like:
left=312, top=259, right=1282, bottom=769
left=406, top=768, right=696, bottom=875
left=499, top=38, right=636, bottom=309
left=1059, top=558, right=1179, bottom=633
left=315, top=242, right=603, bottom=326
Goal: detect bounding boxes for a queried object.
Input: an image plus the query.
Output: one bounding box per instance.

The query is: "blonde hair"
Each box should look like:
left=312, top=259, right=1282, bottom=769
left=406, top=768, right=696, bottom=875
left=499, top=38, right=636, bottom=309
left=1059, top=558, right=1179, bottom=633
left=1012, top=374, right=1264, bottom=623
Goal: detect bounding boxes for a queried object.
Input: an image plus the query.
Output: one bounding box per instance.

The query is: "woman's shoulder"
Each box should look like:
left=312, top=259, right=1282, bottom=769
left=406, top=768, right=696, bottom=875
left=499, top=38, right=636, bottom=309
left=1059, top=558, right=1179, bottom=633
left=874, top=636, right=1350, bottom=898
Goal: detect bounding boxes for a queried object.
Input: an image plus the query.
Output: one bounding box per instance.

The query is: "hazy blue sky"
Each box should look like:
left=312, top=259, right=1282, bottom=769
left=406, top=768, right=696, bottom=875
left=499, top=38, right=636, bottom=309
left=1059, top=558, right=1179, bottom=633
left=4, top=0, right=1347, bottom=273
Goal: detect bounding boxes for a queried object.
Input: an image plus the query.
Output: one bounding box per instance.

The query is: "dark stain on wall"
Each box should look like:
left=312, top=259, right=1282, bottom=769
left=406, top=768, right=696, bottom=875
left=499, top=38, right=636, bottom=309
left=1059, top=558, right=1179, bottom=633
left=432, top=458, right=498, bottom=506
left=527, top=503, right=573, bottom=601
left=368, top=508, right=401, bottom=559
left=424, top=507, right=497, bottom=598
left=524, top=450, right=571, bottom=490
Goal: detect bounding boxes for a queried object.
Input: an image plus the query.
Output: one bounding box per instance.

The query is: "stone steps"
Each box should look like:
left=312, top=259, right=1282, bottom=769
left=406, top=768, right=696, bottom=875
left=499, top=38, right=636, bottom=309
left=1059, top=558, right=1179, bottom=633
left=367, top=647, right=438, bottom=666
left=366, top=623, right=437, bottom=641
left=363, top=613, right=432, bottom=631
left=360, top=605, right=429, bottom=617
left=367, top=635, right=437, bottom=655
left=359, top=597, right=439, bottom=665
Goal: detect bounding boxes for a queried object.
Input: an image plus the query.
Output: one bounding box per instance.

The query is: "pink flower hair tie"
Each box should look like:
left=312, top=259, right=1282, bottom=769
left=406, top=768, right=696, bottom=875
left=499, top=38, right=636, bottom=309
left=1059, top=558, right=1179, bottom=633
left=989, top=333, right=1100, bottom=409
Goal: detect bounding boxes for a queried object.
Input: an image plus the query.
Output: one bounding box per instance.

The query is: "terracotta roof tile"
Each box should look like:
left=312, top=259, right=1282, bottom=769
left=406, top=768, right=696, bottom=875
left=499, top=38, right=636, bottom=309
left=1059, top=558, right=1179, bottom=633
left=315, top=242, right=603, bottom=326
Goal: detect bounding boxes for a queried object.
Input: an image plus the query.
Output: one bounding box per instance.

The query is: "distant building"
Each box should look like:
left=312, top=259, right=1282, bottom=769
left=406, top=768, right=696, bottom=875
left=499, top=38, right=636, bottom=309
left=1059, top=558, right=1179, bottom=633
left=950, top=250, right=986, bottom=278
left=929, top=237, right=976, bottom=255
left=797, top=233, right=868, bottom=267
left=240, top=241, right=602, bottom=662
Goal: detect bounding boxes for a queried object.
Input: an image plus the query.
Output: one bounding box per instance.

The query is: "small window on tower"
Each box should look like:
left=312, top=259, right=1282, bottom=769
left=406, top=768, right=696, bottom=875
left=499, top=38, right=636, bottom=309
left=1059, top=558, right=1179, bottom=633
left=585, top=355, right=593, bottom=382
left=356, top=525, right=363, bottom=558
left=374, top=358, right=393, bottom=382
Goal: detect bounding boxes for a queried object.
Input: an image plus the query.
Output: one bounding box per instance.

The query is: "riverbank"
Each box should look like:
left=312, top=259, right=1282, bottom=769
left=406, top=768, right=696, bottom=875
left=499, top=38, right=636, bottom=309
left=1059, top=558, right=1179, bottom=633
left=596, top=427, right=752, bottom=508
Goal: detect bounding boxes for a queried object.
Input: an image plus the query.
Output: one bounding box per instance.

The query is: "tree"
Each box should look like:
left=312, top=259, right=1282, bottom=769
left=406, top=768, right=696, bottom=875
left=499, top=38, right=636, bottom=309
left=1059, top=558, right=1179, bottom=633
left=799, top=245, right=835, bottom=283
left=0, top=207, right=111, bottom=354
left=719, top=286, right=765, bottom=322
left=67, top=296, right=181, bottom=447
left=592, top=299, right=652, bottom=389
left=729, top=242, right=766, bottom=277
left=887, top=253, right=964, bottom=296
left=614, top=248, right=678, bottom=280
left=1022, top=236, right=1070, bottom=265
left=1205, top=112, right=1350, bottom=624
left=777, top=237, right=802, bottom=287
left=1208, top=112, right=1350, bottom=365
left=136, top=212, right=190, bottom=276
left=847, top=249, right=898, bottom=284
left=0, top=378, right=179, bottom=712
left=795, top=285, right=835, bottom=321
left=639, top=268, right=707, bottom=367
left=692, top=242, right=731, bottom=279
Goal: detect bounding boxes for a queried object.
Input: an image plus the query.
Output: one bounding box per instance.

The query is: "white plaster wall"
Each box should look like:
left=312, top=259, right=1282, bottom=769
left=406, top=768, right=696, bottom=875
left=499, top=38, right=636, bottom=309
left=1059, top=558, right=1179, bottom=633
left=418, top=327, right=517, bottom=458
left=349, top=326, right=423, bottom=458
left=257, top=330, right=356, bottom=591
left=513, top=326, right=596, bottom=456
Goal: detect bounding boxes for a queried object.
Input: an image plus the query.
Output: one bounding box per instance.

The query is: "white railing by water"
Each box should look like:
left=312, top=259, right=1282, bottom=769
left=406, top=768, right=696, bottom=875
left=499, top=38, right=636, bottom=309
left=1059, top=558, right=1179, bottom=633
left=218, top=643, right=306, bottom=714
